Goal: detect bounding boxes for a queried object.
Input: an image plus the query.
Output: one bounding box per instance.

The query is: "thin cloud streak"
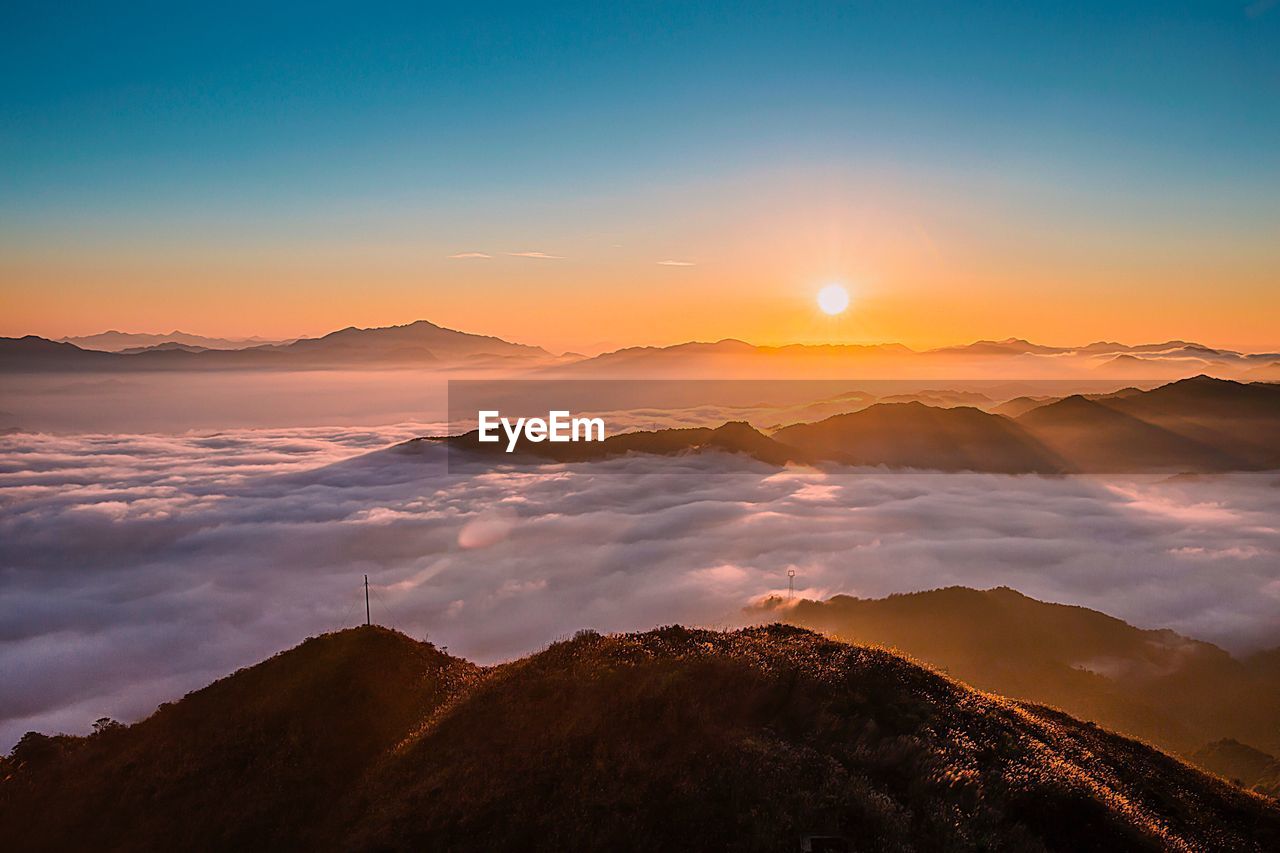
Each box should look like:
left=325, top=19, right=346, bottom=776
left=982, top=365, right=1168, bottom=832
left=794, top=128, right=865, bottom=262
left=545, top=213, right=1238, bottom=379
left=657, top=260, right=696, bottom=266
left=507, top=251, right=563, bottom=259
left=447, top=252, right=492, bottom=259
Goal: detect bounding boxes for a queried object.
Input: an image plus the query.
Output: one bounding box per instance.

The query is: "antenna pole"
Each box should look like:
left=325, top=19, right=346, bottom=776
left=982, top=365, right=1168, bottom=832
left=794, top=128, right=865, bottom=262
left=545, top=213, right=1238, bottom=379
left=364, top=574, right=371, bottom=626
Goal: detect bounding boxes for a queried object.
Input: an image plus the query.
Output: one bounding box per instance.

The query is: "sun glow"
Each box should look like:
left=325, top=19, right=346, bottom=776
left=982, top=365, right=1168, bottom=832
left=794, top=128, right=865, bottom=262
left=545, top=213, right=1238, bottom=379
left=817, top=284, right=849, bottom=316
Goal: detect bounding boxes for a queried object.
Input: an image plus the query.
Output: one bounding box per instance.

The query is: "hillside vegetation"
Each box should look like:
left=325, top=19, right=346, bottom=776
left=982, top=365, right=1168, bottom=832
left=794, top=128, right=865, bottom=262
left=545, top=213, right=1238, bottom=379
left=766, top=586, right=1280, bottom=760
left=2, top=625, right=1277, bottom=852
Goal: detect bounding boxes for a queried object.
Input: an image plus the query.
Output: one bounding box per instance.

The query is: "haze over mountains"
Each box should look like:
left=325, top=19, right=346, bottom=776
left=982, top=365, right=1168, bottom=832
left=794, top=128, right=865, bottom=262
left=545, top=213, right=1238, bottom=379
left=6, top=321, right=1280, bottom=379
left=555, top=336, right=1280, bottom=380
left=5, top=320, right=559, bottom=371
left=59, top=330, right=295, bottom=351
left=757, top=586, right=1280, bottom=791
left=443, top=375, right=1280, bottom=474
left=4, top=624, right=1277, bottom=851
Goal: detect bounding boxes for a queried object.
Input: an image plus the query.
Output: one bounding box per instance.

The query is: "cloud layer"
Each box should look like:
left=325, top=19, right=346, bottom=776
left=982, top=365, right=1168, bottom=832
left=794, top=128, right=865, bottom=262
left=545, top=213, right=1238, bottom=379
left=3, top=428, right=1279, bottom=750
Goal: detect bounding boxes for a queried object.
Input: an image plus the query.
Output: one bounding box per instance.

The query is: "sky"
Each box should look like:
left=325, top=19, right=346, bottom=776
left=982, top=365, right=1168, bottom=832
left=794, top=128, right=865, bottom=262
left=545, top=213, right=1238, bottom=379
left=2, top=1, right=1278, bottom=353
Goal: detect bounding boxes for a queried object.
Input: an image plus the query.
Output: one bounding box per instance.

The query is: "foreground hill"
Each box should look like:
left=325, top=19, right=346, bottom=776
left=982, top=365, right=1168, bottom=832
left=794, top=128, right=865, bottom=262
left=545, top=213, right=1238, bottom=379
left=0, top=628, right=481, bottom=851
left=762, top=587, right=1280, bottom=758
left=3, top=625, right=1277, bottom=851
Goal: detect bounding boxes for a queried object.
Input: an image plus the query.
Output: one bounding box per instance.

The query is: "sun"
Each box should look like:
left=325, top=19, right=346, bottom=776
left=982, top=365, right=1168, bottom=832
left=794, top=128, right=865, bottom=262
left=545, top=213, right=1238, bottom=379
left=817, top=283, right=849, bottom=316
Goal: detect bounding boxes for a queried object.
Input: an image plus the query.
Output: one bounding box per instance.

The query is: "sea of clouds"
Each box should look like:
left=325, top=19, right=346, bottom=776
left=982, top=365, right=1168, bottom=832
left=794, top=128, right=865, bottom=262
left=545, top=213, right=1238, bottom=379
left=2, top=426, right=1280, bottom=749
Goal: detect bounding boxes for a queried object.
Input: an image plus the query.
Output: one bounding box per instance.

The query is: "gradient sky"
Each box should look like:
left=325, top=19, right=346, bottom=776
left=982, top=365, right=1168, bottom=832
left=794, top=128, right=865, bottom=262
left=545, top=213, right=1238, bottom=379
left=2, top=1, right=1278, bottom=353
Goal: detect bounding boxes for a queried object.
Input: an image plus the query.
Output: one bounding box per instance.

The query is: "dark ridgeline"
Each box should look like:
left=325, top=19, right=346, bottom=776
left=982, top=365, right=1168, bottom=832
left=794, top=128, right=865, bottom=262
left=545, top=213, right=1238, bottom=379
left=0, top=320, right=555, bottom=371
left=1193, top=740, right=1280, bottom=798
left=768, top=587, right=1280, bottom=775
left=433, top=419, right=812, bottom=466
left=6, top=324, right=1280, bottom=381
left=435, top=375, right=1280, bottom=474
left=771, top=401, right=1065, bottom=473
left=2, top=625, right=1278, bottom=851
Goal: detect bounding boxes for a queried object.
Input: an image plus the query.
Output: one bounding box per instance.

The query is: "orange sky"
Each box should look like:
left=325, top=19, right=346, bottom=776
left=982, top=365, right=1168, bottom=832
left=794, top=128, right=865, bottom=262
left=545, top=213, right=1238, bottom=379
left=6, top=3, right=1279, bottom=356
left=4, top=168, right=1277, bottom=354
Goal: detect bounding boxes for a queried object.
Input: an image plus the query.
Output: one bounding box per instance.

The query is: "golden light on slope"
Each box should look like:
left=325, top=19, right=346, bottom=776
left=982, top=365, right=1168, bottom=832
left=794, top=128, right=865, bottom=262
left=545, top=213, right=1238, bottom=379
left=817, top=283, right=850, bottom=316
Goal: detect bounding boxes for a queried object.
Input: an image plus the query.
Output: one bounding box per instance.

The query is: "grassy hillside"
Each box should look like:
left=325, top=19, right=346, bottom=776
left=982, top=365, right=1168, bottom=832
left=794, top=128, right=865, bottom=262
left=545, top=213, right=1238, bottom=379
left=0, top=627, right=480, bottom=852
left=3, top=625, right=1277, bottom=851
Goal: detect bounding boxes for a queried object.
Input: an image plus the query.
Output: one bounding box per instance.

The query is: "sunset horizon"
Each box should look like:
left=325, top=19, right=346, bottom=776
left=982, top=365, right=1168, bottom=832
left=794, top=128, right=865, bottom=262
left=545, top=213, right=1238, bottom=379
left=4, top=2, right=1279, bottom=849
left=14, top=313, right=1280, bottom=359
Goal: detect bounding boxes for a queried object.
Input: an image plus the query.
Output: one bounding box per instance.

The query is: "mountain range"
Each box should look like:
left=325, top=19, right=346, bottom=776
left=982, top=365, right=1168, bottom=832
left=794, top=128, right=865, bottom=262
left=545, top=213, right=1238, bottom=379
left=440, top=375, right=1280, bottom=473
left=59, top=330, right=295, bottom=351
left=549, top=336, right=1280, bottom=380
left=755, top=586, right=1280, bottom=786
left=7, top=322, right=1280, bottom=379
left=1, top=321, right=556, bottom=371
left=3, top=623, right=1277, bottom=851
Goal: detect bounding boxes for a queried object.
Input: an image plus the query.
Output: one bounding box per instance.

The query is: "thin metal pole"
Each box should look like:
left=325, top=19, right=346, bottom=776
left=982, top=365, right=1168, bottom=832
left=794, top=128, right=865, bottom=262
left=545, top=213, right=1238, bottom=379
left=364, top=574, right=371, bottom=626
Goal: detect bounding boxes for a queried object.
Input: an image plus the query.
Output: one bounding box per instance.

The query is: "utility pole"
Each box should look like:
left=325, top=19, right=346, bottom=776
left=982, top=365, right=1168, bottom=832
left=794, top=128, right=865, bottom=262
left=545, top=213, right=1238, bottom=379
left=364, top=574, right=371, bottom=626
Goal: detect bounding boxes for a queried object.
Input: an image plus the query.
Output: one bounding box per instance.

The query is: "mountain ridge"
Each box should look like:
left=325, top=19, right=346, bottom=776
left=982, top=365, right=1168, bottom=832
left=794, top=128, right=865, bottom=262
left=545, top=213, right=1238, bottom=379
left=59, top=330, right=293, bottom=352
left=426, top=376, right=1280, bottom=473
left=2, top=320, right=556, bottom=371
left=4, top=623, right=1277, bottom=851
left=758, top=585, right=1280, bottom=758
left=9, top=322, right=1280, bottom=376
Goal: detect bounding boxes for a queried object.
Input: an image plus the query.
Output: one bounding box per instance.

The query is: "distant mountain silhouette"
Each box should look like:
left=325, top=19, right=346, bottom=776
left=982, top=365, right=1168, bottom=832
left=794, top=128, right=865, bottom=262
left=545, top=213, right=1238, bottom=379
left=1242, top=361, right=1280, bottom=381
left=876, top=389, right=995, bottom=407
left=553, top=339, right=916, bottom=378
left=278, top=320, right=550, bottom=363
left=1015, top=393, right=1243, bottom=472
left=118, top=341, right=210, bottom=354
left=991, top=394, right=1059, bottom=417
left=60, top=330, right=292, bottom=351
left=992, top=387, right=1144, bottom=419
left=929, top=337, right=1064, bottom=355
left=0, top=336, right=122, bottom=369
left=8, top=324, right=1279, bottom=378
left=424, top=376, right=1279, bottom=473
left=759, top=587, right=1280, bottom=759
left=1099, top=375, right=1280, bottom=468
left=772, top=402, right=1064, bottom=472
left=1193, top=740, right=1280, bottom=797
left=2, top=320, right=555, bottom=371
left=3, top=624, right=1276, bottom=851
left=554, top=335, right=1278, bottom=379
left=437, top=420, right=810, bottom=466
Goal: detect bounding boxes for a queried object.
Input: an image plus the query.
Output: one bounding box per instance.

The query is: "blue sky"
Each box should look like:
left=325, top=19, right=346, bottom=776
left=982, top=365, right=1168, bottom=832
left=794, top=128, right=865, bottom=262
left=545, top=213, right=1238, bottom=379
left=6, top=1, right=1276, bottom=214
left=2, top=1, right=1278, bottom=347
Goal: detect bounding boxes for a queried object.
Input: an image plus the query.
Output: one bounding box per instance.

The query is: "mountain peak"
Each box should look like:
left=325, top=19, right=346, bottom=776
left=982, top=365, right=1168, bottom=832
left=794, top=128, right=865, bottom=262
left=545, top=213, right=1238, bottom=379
left=6, top=624, right=1276, bottom=851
